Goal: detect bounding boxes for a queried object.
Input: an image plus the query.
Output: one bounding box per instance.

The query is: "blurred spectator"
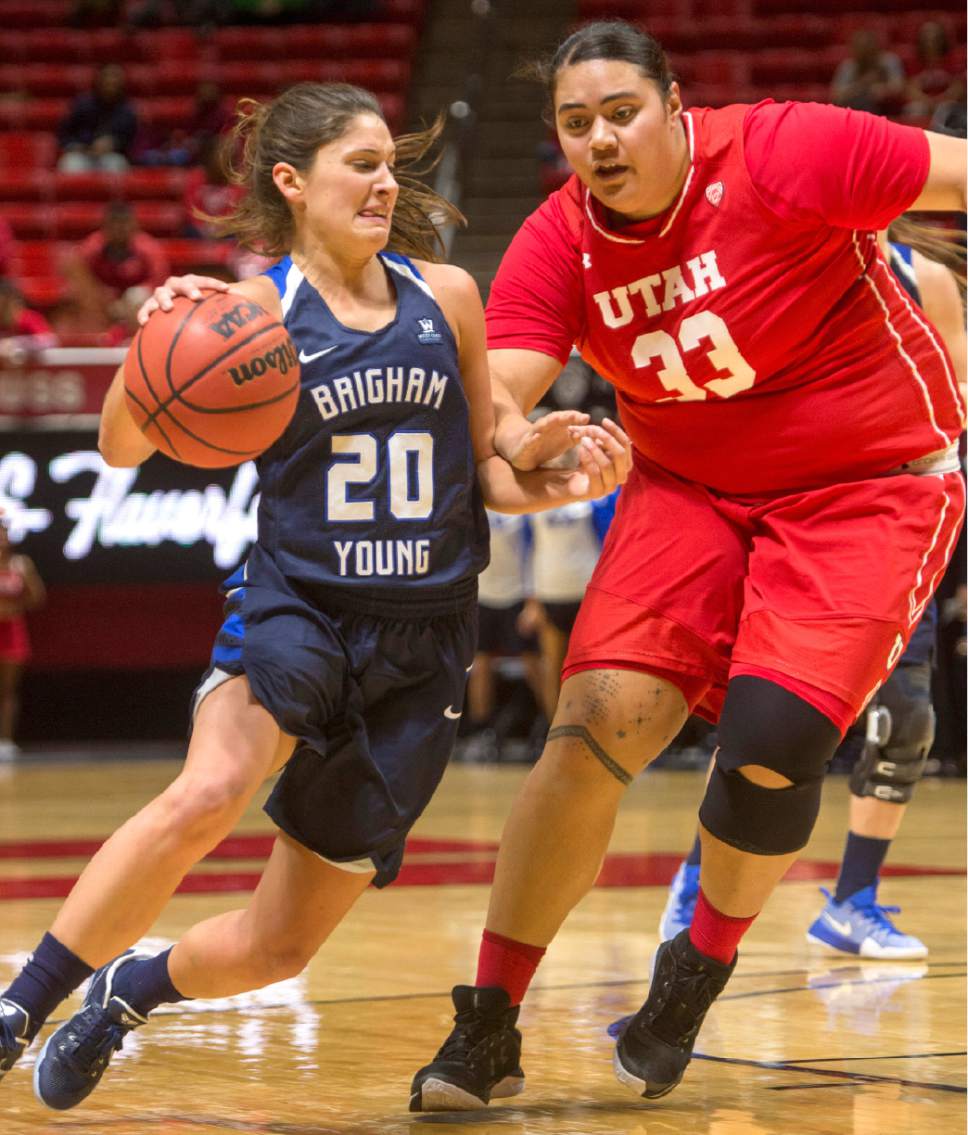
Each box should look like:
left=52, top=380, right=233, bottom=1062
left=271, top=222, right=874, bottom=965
left=830, top=30, right=906, bottom=117
left=134, top=81, right=234, bottom=167
left=905, top=22, right=962, bottom=121
left=0, top=514, right=45, bottom=761
left=183, top=134, right=246, bottom=238
left=0, top=280, right=56, bottom=362
left=64, top=202, right=170, bottom=332
left=461, top=510, right=541, bottom=762
left=57, top=64, right=138, bottom=173
left=519, top=491, right=618, bottom=723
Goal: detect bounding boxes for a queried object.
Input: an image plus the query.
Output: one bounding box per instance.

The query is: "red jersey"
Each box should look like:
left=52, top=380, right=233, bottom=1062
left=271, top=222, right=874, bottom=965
left=487, top=101, right=965, bottom=494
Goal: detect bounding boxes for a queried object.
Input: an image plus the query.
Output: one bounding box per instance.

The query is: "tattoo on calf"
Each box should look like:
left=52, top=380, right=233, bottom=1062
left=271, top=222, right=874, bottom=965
left=546, top=725, right=633, bottom=786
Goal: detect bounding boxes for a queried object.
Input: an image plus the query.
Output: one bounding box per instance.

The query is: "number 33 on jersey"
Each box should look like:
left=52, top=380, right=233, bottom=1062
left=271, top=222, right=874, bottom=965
left=257, top=252, right=488, bottom=594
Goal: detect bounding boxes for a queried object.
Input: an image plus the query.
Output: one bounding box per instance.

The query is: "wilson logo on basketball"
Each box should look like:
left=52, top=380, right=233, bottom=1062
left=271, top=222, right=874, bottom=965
left=208, top=301, right=268, bottom=341
left=229, top=340, right=299, bottom=387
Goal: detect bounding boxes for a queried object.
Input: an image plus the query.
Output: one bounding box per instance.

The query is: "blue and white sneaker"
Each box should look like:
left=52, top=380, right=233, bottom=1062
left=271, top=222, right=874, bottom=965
left=0, top=999, right=31, bottom=1081
left=806, top=885, right=928, bottom=960
left=658, top=862, right=700, bottom=942
left=34, top=950, right=150, bottom=1110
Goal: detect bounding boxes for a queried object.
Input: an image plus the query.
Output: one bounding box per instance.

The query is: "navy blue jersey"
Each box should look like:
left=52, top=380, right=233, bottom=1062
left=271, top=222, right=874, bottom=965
left=256, top=251, right=488, bottom=611
left=888, top=241, right=922, bottom=307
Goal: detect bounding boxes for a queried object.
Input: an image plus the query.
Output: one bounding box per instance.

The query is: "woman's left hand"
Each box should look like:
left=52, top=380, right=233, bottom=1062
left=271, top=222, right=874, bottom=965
left=566, top=417, right=632, bottom=497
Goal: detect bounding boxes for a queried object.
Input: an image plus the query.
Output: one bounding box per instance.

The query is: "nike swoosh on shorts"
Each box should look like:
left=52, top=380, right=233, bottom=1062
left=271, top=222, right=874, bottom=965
left=443, top=706, right=462, bottom=720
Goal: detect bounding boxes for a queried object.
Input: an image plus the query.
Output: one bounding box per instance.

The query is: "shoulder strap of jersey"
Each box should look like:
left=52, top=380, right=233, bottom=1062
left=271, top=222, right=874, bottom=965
left=262, top=256, right=306, bottom=317
left=380, top=250, right=438, bottom=301
left=263, top=255, right=292, bottom=297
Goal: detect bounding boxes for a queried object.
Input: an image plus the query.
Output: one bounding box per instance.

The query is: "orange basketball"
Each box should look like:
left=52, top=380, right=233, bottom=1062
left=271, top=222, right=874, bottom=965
left=123, top=291, right=301, bottom=468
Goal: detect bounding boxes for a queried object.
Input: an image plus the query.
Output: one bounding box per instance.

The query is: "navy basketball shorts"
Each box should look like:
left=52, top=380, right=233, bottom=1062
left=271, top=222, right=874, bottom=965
left=477, top=601, right=536, bottom=654
left=194, top=561, right=477, bottom=887
left=541, top=600, right=582, bottom=636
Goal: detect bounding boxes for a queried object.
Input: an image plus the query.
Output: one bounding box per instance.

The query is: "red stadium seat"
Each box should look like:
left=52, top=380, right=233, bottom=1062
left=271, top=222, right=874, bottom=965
left=51, top=171, right=120, bottom=202
left=6, top=240, right=65, bottom=276
left=50, top=169, right=188, bottom=204
left=17, top=275, right=67, bottom=310
left=0, top=132, right=57, bottom=169
left=0, top=1, right=73, bottom=29
left=122, top=168, right=188, bottom=200
left=133, top=97, right=196, bottom=131
left=131, top=201, right=184, bottom=237
left=750, top=47, right=843, bottom=88
left=4, top=203, right=53, bottom=239
left=49, top=202, right=105, bottom=239
left=0, top=65, right=90, bottom=99
left=214, top=23, right=417, bottom=62
left=214, top=59, right=410, bottom=97
left=0, top=169, right=51, bottom=201
left=672, top=52, right=742, bottom=88
left=130, top=29, right=201, bottom=62
left=0, top=100, right=64, bottom=132
left=161, top=238, right=234, bottom=274
left=0, top=29, right=128, bottom=65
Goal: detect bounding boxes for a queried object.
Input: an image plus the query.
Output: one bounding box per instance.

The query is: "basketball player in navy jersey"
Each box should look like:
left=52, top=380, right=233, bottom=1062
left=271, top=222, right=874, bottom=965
left=0, top=82, right=631, bottom=1110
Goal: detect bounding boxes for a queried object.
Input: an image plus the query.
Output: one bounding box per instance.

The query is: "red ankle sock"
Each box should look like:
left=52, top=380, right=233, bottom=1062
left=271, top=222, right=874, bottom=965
left=688, top=888, right=757, bottom=965
left=476, top=930, right=546, bottom=1006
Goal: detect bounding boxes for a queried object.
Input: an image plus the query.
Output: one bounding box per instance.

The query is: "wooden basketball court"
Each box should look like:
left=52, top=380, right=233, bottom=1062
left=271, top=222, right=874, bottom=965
left=0, top=753, right=964, bottom=1134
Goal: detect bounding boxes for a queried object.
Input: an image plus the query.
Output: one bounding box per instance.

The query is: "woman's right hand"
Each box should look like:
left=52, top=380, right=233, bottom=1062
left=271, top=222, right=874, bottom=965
left=137, top=274, right=232, bottom=325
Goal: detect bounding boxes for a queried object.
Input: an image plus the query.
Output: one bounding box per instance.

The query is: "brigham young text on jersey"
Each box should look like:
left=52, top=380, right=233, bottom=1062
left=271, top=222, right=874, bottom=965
left=253, top=251, right=488, bottom=597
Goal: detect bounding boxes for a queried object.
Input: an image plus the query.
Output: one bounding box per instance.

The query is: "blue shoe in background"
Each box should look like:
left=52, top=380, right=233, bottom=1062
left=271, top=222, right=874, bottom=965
left=658, top=861, right=700, bottom=942
left=806, top=885, right=928, bottom=960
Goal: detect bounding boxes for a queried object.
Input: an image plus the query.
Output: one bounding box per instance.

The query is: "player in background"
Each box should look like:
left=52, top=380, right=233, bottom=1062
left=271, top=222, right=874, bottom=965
left=0, top=81, right=631, bottom=1110
left=0, top=515, right=45, bottom=760
left=462, top=508, right=541, bottom=763
left=519, top=486, right=618, bottom=722
left=410, top=20, right=966, bottom=1111
left=660, top=227, right=966, bottom=961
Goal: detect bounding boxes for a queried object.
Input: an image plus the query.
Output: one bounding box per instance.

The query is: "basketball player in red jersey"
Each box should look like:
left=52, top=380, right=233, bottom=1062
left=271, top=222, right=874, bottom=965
left=411, top=20, right=966, bottom=1110
left=0, top=516, right=44, bottom=760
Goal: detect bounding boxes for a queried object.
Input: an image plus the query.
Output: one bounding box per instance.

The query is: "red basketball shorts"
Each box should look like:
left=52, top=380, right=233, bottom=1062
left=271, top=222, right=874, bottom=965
left=564, top=458, right=965, bottom=733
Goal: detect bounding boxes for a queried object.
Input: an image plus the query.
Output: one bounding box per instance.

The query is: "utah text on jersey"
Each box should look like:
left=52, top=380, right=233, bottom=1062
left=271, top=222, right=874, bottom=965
left=592, top=249, right=726, bottom=326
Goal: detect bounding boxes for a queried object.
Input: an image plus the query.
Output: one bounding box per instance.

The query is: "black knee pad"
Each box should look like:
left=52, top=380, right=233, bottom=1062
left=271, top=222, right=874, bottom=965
left=850, top=662, right=935, bottom=804
left=700, top=763, right=824, bottom=855
left=699, top=677, right=843, bottom=856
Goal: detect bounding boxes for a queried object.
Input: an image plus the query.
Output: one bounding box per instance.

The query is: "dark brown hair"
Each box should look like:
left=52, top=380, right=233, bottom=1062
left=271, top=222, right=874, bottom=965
left=202, top=82, right=464, bottom=261
left=890, top=215, right=967, bottom=295
left=521, top=20, right=675, bottom=124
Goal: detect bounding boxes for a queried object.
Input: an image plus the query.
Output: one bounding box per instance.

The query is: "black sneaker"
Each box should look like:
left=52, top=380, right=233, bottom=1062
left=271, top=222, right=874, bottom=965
left=0, top=999, right=31, bottom=1081
left=33, top=950, right=150, bottom=1110
left=613, top=929, right=736, bottom=1099
left=410, top=985, right=525, bottom=1111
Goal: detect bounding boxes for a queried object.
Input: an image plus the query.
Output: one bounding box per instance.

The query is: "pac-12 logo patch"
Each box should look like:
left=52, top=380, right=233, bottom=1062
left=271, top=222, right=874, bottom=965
left=705, top=181, right=724, bottom=207
left=416, top=317, right=443, bottom=344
